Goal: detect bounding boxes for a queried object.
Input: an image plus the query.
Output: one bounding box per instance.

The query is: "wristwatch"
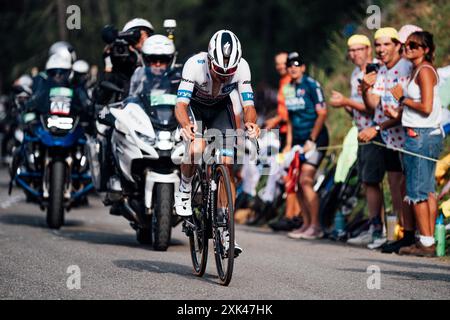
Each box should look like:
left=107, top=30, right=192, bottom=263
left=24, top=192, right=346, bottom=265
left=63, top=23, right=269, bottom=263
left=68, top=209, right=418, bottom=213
left=399, top=96, right=406, bottom=105
left=375, top=125, right=381, bottom=132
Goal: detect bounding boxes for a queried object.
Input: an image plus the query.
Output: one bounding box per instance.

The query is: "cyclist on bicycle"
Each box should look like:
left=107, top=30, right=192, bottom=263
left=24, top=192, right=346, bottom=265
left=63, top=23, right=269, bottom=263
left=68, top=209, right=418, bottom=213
left=174, top=30, right=260, bottom=257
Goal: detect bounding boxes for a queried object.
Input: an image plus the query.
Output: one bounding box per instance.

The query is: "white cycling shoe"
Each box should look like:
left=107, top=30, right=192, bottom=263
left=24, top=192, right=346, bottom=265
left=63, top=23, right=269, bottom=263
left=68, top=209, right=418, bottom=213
left=175, top=189, right=192, bottom=217
left=222, top=230, right=243, bottom=258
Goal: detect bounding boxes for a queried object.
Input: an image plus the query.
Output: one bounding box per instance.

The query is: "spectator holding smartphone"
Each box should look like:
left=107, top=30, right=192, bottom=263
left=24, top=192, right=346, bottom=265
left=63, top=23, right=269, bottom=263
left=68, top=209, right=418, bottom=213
left=388, top=31, right=443, bottom=257
left=360, top=27, right=416, bottom=254
left=329, top=34, right=385, bottom=247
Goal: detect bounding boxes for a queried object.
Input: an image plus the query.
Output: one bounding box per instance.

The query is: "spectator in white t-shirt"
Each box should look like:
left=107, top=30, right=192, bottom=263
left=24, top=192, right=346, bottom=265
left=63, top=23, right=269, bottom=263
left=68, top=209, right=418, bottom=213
left=360, top=27, right=416, bottom=254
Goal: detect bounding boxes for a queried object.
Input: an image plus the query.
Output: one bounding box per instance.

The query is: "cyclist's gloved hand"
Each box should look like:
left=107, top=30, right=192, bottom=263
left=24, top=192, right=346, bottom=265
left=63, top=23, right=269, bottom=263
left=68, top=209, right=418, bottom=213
left=245, top=122, right=260, bottom=139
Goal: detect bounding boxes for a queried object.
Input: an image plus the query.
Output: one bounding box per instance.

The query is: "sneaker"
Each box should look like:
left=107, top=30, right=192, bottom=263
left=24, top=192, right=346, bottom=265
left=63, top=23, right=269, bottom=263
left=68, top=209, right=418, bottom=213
left=367, top=236, right=387, bottom=250
left=398, top=242, right=436, bottom=257
left=269, top=217, right=302, bottom=231
left=380, top=236, right=416, bottom=254
left=299, top=226, right=324, bottom=240
left=347, top=230, right=373, bottom=246
left=174, top=189, right=192, bottom=217
left=347, top=225, right=380, bottom=246
left=287, top=224, right=310, bottom=239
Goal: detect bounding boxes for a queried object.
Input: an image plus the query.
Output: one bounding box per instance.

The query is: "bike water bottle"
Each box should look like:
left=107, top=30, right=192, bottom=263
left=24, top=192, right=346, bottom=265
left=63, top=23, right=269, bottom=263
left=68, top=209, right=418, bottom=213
left=334, top=210, right=345, bottom=233
left=435, top=214, right=446, bottom=257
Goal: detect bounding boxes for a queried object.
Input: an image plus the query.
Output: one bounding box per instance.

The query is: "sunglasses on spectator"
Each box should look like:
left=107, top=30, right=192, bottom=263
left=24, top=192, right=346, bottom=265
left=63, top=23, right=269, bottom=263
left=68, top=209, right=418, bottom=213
left=405, top=41, right=424, bottom=50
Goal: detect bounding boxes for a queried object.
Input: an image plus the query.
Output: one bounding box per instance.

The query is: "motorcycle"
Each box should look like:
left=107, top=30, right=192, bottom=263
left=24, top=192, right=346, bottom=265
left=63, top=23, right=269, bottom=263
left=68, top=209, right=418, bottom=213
left=9, top=86, right=93, bottom=229
left=99, top=89, right=184, bottom=251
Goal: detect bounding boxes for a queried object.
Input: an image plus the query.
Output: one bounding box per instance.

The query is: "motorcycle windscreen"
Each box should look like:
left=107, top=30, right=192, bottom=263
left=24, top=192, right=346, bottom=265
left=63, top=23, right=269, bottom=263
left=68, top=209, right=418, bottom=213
left=146, top=94, right=178, bottom=130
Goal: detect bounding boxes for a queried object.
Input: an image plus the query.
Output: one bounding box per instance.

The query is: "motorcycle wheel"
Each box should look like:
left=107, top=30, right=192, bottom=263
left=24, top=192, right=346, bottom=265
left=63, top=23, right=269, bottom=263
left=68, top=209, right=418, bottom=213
left=47, top=160, right=66, bottom=229
left=152, top=183, right=174, bottom=251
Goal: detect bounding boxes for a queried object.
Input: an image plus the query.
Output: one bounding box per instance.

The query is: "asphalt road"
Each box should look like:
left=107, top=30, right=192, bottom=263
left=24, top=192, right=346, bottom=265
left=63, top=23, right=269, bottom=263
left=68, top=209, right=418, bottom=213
left=1, top=169, right=449, bottom=300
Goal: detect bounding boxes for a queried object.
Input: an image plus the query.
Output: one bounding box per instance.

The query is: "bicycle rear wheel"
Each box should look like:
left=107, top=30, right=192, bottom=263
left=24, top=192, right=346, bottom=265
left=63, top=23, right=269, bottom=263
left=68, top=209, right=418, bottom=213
left=189, top=166, right=208, bottom=276
left=213, top=164, right=235, bottom=286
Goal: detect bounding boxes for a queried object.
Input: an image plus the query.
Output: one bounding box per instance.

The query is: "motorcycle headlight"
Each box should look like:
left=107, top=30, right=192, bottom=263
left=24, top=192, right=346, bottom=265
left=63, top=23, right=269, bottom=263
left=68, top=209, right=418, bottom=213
left=136, top=131, right=155, bottom=145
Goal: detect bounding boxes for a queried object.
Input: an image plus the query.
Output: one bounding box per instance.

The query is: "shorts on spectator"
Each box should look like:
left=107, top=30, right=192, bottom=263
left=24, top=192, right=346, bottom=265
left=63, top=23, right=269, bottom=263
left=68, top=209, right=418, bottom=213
left=403, top=127, right=443, bottom=204
left=358, top=134, right=402, bottom=184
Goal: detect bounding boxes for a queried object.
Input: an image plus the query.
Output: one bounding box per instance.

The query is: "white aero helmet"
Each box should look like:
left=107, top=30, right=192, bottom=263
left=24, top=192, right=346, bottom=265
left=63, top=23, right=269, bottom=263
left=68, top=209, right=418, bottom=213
left=45, top=50, right=72, bottom=70
left=208, top=30, right=242, bottom=76
left=142, top=35, right=175, bottom=56
left=73, top=60, right=90, bottom=74
left=48, top=41, right=77, bottom=62
left=122, top=18, right=154, bottom=34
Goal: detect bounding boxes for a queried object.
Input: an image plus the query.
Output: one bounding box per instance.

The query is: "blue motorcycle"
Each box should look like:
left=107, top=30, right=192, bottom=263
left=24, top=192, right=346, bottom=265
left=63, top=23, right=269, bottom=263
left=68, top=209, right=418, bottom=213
left=10, top=86, right=93, bottom=229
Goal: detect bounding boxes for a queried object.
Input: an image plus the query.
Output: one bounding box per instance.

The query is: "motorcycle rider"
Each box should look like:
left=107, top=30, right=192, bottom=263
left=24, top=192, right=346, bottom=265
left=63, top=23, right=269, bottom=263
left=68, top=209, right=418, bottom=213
left=128, top=34, right=181, bottom=98
left=32, top=41, right=77, bottom=94
left=92, top=18, right=154, bottom=195
left=107, top=34, right=181, bottom=215
left=25, top=49, right=92, bottom=122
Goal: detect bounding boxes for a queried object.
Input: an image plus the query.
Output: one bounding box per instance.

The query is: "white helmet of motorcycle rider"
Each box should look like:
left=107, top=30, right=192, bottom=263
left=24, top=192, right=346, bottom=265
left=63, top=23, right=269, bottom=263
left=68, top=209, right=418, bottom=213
left=142, top=35, right=175, bottom=75
left=73, top=60, right=89, bottom=74
left=45, top=50, right=72, bottom=85
left=72, top=60, right=90, bottom=86
left=48, top=41, right=77, bottom=63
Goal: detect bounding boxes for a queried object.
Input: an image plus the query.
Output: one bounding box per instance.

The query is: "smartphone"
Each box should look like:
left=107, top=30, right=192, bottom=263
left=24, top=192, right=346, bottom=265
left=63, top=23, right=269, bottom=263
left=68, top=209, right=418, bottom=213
left=366, top=63, right=380, bottom=74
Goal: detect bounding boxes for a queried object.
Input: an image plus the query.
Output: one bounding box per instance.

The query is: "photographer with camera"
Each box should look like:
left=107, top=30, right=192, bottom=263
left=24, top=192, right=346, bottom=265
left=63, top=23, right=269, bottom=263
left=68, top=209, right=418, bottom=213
left=94, top=18, right=154, bottom=105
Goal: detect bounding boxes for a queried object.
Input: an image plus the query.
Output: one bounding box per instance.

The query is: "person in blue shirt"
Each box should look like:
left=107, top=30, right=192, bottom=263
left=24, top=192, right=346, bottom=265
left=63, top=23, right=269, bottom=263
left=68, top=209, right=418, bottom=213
left=281, top=52, right=329, bottom=240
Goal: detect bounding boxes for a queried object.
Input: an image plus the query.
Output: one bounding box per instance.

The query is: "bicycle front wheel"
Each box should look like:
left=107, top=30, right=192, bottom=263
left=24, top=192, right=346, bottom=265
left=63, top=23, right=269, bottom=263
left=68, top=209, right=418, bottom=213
left=213, top=164, right=235, bottom=286
left=189, top=166, right=208, bottom=276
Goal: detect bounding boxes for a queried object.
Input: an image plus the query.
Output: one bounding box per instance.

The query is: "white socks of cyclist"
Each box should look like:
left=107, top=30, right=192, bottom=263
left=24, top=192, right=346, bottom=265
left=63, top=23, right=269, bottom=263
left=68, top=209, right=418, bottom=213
left=180, top=174, right=193, bottom=193
left=419, top=235, right=435, bottom=247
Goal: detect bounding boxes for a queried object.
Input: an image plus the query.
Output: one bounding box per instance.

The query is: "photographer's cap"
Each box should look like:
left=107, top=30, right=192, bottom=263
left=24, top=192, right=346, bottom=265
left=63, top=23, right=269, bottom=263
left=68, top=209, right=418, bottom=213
left=123, top=18, right=154, bottom=33
left=347, top=34, right=371, bottom=47
left=374, top=27, right=399, bottom=41
left=286, top=52, right=303, bottom=67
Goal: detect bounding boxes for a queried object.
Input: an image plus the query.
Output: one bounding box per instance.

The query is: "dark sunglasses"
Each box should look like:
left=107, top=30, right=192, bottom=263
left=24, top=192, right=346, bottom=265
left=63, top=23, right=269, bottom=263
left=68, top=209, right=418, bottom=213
left=210, top=61, right=238, bottom=77
left=47, top=68, right=70, bottom=78
left=143, top=55, right=172, bottom=65
left=405, top=41, right=424, bottom=50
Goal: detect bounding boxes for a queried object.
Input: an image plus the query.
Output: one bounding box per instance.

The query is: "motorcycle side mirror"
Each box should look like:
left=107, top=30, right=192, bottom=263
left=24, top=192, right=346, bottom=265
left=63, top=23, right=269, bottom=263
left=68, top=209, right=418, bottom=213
left=100, top=81, right=124, bottom=94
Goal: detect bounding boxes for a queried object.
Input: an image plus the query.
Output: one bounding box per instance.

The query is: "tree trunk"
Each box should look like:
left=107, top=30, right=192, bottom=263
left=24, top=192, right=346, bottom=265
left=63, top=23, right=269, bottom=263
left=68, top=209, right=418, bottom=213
left=56, top=0, right=68, bottom=40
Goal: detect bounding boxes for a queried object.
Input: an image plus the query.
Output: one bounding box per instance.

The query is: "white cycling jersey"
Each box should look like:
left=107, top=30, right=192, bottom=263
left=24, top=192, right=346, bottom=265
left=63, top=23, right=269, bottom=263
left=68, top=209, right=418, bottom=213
left=177, top=52, right=254, bottom=107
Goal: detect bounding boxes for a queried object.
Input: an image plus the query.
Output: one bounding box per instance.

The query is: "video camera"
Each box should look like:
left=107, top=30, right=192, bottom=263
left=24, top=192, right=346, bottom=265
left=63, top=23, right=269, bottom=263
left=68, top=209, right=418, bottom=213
left=101, top=25, right=141, bottom=60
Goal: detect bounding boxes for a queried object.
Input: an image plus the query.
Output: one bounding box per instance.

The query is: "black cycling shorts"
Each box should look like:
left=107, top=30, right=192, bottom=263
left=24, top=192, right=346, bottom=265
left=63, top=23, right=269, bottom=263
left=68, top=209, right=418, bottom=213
left=186, top=97, right=237, bottom=157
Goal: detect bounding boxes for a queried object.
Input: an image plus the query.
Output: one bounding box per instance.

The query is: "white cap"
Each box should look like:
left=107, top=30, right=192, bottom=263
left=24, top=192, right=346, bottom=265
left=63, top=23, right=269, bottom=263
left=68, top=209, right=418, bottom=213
left=142, top=35, right=175, bottom=56
left=398, top=24, right=423, bottom=43
left=45, top=50, right=72, bottom=70
left=73, top=60, right=90, bottom=73
left=122, top=18, right=154, bottom=33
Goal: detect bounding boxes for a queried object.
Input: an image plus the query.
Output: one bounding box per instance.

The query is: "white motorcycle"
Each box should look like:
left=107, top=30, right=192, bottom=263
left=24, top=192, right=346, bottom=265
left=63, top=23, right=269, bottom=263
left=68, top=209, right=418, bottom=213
left=106, top=92, right=184, bottom=251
